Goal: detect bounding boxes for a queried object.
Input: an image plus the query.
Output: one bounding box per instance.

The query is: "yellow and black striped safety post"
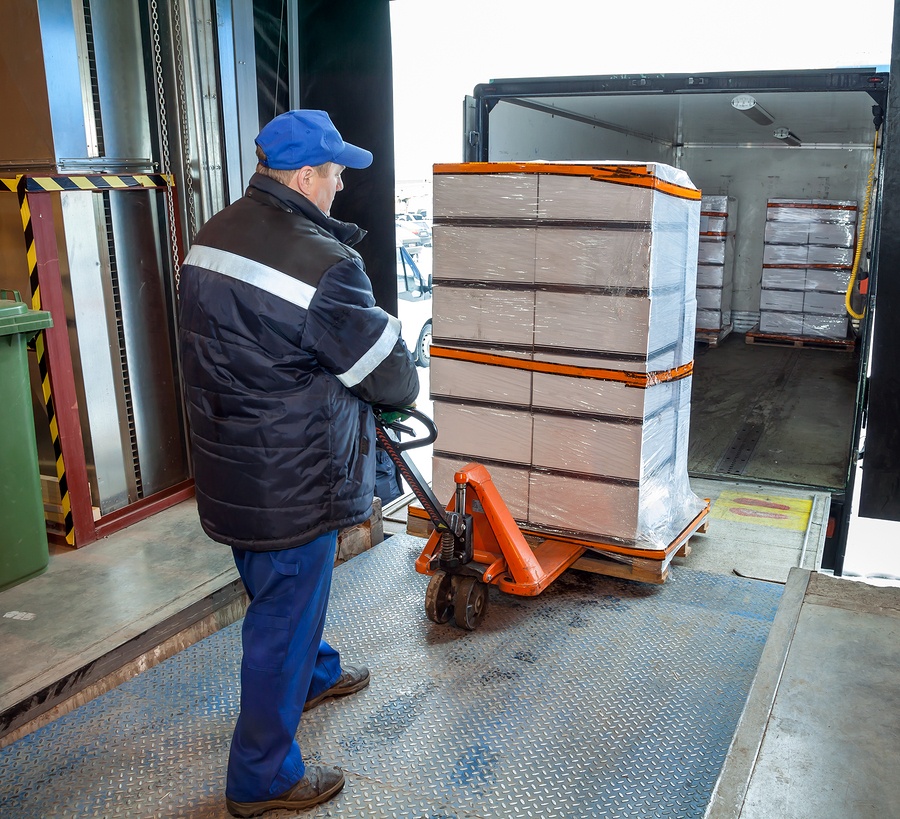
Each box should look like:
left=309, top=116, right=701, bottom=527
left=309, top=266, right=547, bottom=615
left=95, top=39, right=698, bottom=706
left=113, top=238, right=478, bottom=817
left=18, top=172, right=172, bottom=193
left=4, top=175, right=75, bottom=544
left=1, top=172, right=175, bottom=547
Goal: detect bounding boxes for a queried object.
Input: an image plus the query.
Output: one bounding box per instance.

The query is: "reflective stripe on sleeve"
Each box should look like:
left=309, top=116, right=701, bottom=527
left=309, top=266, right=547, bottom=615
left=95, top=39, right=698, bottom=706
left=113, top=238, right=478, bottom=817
left=185, top=245, right=316, bottom=310
left=336, top=315, right=402, bottom=389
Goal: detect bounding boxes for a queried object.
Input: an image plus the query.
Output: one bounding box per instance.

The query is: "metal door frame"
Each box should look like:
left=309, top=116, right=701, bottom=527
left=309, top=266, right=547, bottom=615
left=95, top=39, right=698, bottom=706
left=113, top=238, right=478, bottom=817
left=1, top=172, right=191, bottom=548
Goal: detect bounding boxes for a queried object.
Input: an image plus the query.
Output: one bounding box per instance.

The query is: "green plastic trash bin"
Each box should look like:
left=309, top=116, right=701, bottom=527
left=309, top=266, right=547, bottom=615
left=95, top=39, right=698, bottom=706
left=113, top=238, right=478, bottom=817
left=0, top=292, right=54, bottom=591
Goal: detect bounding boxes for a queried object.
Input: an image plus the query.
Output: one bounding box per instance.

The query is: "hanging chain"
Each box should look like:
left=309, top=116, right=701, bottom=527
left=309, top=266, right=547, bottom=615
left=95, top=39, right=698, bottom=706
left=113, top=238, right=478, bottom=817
left=150, top=0, right=182, bottom=292
left=171, top=0, right=198, bottom=241
left=275, top=0, right=285, bottom=118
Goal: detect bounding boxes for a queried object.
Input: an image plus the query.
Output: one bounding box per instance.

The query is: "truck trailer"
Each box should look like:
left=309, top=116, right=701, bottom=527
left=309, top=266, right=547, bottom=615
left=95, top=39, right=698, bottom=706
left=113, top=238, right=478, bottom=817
left=461, top=68, right=899, bottom=574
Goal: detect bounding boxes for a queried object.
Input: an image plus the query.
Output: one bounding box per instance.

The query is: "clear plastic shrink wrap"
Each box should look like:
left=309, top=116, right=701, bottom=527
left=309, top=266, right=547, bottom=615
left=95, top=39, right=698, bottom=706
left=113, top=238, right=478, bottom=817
left=765, top=199, right=858, bottom=224
left=695, top=195, right=737, bottom=333
left=430, top=162, right=706, bottom=551
left=759, top=199, right=857, bottom=340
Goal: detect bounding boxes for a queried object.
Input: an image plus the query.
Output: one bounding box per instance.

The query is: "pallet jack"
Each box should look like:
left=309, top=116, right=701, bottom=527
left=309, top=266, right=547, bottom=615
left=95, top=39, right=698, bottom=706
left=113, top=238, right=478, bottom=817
left=375, top=407, right=586, bottom=630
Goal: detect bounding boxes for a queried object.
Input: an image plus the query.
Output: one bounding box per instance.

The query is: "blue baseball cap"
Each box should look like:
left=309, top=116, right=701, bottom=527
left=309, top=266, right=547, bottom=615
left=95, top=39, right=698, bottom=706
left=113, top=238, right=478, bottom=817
left=255, top=110, right=373, bottom=171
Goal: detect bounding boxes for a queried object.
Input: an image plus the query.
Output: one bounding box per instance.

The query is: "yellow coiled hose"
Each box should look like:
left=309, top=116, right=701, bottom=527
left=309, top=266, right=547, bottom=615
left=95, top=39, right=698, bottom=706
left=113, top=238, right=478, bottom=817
left=846, top=129, right=879, bottom=320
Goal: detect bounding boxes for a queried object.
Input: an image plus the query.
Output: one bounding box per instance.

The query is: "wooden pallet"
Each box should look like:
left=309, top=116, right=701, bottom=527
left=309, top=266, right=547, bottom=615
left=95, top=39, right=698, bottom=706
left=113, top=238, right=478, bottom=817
left=405, top=502, right=710, bottom=586
left=695, top=324, right=734, bottom=348
left=745, top=325, right=856, bottom=351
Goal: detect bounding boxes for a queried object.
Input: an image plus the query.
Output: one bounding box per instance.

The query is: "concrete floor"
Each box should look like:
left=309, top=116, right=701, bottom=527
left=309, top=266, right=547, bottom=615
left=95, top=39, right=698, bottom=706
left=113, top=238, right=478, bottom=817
left=707, top=569, right=900, bottom=819
left=0, top=500, right=243, bottom=747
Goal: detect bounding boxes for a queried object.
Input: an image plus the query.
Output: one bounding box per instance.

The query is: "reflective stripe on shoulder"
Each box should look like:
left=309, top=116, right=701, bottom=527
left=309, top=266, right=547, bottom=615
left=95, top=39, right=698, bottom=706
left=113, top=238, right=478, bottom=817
left=185, top=245, right=316, bottom=310
left=336, top=315, right=402, bottom=389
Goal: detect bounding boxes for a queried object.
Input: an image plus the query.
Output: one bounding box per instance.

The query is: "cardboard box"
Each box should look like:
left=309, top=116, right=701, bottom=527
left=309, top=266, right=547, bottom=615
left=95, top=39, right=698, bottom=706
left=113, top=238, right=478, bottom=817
left=700, top=215, right=728, bottom=234
left=430, top=355, right=532, bottom=406
left=432, top=401, right=533, bottom=467
left=527, top=473, right=641, bottom=542
left=802, top=314, right=849, bottom=338
left=432, top=286, right=536, bottom=347
left=696, top=264, right=725, bottom=288
left=538, top=173, right=655, bottom=222
left=808, top=223, right=855, bottom=248
left=533, top=290, right=681, bottom=358
left=531, top=412, right=646, bottom=482
left=804, top=291, right=847, bottom=316
left=432, top=454, right=530, bottom=522
left=534, top=227, right=658, bottom=289
left=701, top=195, right=733, bottom=215
left=765, top=223, right=809, bottom=245
left=432, top=226, right=536, bottom=283
left=761, top=268, right=807, bottom=290
left=760, top=289, right=805, bottom=312
left=763, top=244, right=808, bottom=265
left=698, top=239, right=726, bottom=265
left=806, top=268, right=851, bottom=293
left=697, top=283, right=733, bottom=311
left=806, top=246, right=854, bottom=267
left=434, top=173, right=538, bottom=218
left=759, top=310, right=804, bottom=335
left=531, top=370, right=674, bottom=420
left=697, top=308, right=730, bottom=330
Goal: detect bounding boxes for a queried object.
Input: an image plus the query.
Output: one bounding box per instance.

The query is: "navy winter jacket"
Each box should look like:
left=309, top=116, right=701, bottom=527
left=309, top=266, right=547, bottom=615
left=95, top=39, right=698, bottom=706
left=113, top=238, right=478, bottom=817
left=178, top=173, right=419, bottom=551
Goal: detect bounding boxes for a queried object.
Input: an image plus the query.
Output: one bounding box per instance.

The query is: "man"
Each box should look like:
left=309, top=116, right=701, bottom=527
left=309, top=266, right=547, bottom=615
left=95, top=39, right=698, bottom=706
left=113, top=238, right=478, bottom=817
left=178, top=109, right=419, bottom=816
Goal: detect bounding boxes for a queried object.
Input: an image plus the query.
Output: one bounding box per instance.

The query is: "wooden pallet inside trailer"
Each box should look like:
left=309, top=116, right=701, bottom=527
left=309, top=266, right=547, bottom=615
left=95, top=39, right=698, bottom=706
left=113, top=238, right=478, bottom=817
left=744, top=325, right=856, bottom=352
left=405, top=502, right=710, bottom=585
left=695, top=324, right=734, bottom=348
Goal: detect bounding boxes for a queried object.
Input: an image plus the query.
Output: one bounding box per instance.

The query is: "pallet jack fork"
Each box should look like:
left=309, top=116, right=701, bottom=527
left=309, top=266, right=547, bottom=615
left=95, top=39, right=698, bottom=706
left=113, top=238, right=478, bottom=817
left=375, top=407, right=585, bottom=630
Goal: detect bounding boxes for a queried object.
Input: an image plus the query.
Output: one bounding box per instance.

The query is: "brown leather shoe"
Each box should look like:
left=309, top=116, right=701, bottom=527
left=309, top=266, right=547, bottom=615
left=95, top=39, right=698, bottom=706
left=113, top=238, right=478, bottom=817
left=225, top=764, right=345, bottom=817
left=303, top=664, right=370, bottom=711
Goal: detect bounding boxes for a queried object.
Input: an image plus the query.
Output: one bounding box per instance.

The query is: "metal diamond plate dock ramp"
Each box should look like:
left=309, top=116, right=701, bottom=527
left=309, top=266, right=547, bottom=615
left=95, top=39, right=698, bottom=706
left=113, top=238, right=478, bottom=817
left=0, top=534, right=782, bottom=819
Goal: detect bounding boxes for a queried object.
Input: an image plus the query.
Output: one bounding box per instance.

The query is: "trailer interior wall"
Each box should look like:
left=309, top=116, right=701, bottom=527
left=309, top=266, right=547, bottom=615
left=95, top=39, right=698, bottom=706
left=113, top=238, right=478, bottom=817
left=487, top=101, right=673, bottom=164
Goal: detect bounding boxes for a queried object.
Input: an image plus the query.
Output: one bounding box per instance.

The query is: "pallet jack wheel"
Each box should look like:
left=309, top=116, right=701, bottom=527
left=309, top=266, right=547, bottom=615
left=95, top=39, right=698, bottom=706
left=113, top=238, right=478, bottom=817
left=425, top=570, right=455, bottom=624
left=453, top=576, right=488, bottom=631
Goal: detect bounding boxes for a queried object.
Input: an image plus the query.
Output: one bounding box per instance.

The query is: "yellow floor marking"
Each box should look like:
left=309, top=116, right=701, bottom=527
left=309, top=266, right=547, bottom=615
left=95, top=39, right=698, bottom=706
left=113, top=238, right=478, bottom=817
left=710, top=490, right=812, bottom=531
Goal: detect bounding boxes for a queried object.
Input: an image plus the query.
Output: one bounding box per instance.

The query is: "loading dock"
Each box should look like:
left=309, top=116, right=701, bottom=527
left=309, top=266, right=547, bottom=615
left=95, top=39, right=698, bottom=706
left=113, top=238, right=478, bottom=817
left=0, top=477, right=835, bottom=816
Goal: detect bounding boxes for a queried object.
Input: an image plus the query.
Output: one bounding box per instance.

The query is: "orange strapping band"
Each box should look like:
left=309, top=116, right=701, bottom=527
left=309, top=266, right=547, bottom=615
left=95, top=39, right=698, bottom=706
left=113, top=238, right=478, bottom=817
left=766, top=202, right=858, bottom=211
left=433, top=162, right=702, bottom=201
left=431, top=346, right=693, bottom=388
left=763, top=263, right=852, bottom=271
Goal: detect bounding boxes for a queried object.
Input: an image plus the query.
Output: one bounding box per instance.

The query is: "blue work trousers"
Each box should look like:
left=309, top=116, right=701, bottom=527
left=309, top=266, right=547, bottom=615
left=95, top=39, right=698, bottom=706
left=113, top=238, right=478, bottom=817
left=226, top=531, right=342, bottom=803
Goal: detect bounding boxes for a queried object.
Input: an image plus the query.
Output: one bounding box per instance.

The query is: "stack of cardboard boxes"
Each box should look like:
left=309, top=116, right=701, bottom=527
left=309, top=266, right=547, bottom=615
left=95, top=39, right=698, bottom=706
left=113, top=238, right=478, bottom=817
left=696, top=195, right=737, bottom=337
left=428, top=162, right=706, bottom=551
left=759, top=198, right=857, bottom=339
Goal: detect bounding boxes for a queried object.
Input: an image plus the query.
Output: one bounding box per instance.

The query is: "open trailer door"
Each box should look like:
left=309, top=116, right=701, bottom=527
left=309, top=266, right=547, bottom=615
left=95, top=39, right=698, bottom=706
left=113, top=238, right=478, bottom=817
left=858, top=33, right=900, bottom=526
